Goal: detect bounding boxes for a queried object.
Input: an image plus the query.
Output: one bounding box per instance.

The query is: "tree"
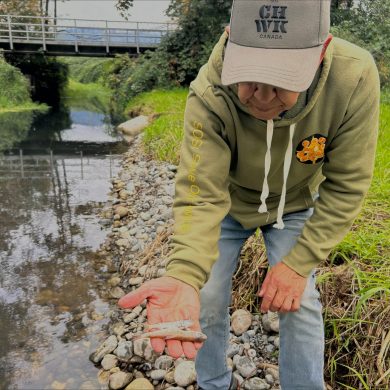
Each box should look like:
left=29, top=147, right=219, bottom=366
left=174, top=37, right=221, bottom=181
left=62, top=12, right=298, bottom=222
left=115, top=0, right=134, bottom=18
left=0, top=0, right=41, bottom=15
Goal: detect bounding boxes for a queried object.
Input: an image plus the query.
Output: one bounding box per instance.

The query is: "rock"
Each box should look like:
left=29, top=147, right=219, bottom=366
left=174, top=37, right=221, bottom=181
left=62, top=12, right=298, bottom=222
left=125, top=378, right=154, bottom=390
left=235, top=356, right=257, bottom=378
left=140, top=212, right=151, bottom=221
left=247, top=348, right=257, bottom=358
left=116, top=239, right=130, bottom=248
left=112, top=322, right=127, bottom=336
left=265, top=367, right=279, bottom=381
left=123, top=312, right=138, bottom=323
left=232, top=372, right=244, bottom=387
left=109, top=371, right=133, bottom=390
left=165, top=387, right=185, bottom=390
left=109, top=287, right=126, bottom=299
left=108, top=276, right=121, bottom=287
left=262, top=312, right=279, bottom=333
left=150, top=369, right=167, bottom=380
left=164, top=370, right=175, bottom=384
left=231, top=309, right=252, bottom=336
left=244, top=377, right=270, bottom=390
left=265, top=374, right=274, bottom=385
left=154, top=355, right=174, bottom=370
left=114, top=341, right=133, bottom=361
left=50, top=380, right=66, bottom=390
left=100, top=219, right=112, bottom=226
left=119, top=190, right=129, bottom=200
left=174, top=361, right=197, bottom=387
left=265, top=344, right=275, bottom=354
left=98, top=369, right=111, bottom=385
left=89, top=335, right=118, bottom=363
left=128, top=277, right=143, bottom=286
left=227, top=343, right=240, bottom=358
left=133, top=338, right=151, bottom=358
left=101, top=354, right=118, bottom=370
left=114, top=205, right=129, bottom=218
left=117, top=116, right=149, bottom=137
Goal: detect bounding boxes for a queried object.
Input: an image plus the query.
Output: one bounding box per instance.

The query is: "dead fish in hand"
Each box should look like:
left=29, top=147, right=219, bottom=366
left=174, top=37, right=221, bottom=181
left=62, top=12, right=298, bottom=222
left=133, top=329, right=207, bottom=342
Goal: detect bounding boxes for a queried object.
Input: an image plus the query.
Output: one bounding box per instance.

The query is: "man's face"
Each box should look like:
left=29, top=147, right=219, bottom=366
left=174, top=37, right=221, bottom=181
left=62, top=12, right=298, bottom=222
left=237, top=82, right=300, bottom=120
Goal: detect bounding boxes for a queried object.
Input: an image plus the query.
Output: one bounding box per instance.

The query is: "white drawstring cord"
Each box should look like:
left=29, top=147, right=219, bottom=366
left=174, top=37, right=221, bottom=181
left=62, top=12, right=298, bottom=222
left=273, top=123, right=296, bottom=229
left=258, top=119, right=274, bottom=213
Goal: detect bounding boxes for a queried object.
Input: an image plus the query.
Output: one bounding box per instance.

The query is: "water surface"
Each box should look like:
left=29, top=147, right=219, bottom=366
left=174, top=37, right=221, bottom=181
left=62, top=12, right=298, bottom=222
left=0, top=104, right=127, bottom=389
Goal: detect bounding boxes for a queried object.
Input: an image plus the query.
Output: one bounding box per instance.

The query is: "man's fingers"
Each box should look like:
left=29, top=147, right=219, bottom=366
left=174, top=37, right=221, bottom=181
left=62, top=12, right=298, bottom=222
left=150, top=338, right=166, bottom=354
left=260, top=286, right=277, bottom=313
left=269, top=291, right=285, bottom=312
left=182, top=341, right=197, bottom=360
left=291, top=298, right=301, bottom=312
left=166, top=339, right=184, bottom=359
left=194, top=341, right=204, bottom=350
left=259, top=270, right=272, bottom=297
left=118, top=284, right=150, bottom=309
left=279, top=296, right=293, bottom=313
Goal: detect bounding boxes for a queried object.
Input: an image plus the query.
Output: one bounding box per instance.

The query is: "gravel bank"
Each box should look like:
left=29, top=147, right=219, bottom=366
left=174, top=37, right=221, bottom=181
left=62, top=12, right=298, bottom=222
left=91, top=134, right=281, bottom=390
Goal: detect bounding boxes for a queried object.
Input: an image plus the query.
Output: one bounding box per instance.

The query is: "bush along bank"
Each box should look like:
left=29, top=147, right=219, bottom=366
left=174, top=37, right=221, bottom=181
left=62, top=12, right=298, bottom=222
left=0, top=57, right=47, bottom=113
left=90, top=134, right=282, bottom=390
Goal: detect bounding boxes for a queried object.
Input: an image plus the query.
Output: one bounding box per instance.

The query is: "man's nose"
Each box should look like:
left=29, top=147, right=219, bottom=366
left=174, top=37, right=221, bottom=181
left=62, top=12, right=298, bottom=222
left=253, top=83, right=276, bottom=103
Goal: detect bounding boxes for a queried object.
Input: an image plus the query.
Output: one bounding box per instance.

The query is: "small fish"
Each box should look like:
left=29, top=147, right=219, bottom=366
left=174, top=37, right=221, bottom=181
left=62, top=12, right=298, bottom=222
left=133, top=329, right=207, bottom=342
left=144, top=319, right=194, bottom=330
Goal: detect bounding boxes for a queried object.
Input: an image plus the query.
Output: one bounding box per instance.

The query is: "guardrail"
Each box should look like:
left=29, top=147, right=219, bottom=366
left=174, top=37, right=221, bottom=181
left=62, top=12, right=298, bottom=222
left=0, top=14, right=177, bottom=54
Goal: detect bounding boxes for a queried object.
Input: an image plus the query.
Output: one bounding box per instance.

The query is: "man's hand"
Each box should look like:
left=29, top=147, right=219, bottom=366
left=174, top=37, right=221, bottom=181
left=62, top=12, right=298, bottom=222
left=258, top=262, right=307, bottom=313
left=118, top=276, right=202, bottom=359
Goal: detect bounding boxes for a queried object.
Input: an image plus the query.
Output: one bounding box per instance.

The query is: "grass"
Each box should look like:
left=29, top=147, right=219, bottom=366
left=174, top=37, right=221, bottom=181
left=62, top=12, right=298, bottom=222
left=127, top=87, right=390, bottom=389
left=0, top=102, right=48, bottom=114
left=125, top=88, right=188, bottom=164
left=64, top=79, right=112, bottom=112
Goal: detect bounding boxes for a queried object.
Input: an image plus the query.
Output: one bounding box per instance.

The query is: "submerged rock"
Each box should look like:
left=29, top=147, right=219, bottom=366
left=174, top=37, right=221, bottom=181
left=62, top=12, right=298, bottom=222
left=89, top=335, right=118, bottom=364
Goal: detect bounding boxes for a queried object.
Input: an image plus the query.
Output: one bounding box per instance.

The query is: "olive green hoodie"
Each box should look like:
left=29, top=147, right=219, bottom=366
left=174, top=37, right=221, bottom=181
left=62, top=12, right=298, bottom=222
left=165, top=32, right=380, bottom=292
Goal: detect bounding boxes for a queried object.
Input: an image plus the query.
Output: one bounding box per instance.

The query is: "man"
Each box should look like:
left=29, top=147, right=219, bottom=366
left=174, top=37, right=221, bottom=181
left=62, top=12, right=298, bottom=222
left=118, top=0, right=380, bottom=389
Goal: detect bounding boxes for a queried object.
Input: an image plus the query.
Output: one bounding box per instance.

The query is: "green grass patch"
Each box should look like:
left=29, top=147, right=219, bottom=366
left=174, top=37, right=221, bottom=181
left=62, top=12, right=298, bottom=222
left=0, top=102, right=48, bottom=114
left=125, top=88, right=188, bottom=164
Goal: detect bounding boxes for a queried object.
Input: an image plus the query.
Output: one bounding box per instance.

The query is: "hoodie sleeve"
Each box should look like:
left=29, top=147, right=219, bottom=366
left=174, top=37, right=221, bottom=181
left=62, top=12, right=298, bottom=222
left=282, top=54, right=380, bottom=277
left=164, top=89, right=232, bottom=292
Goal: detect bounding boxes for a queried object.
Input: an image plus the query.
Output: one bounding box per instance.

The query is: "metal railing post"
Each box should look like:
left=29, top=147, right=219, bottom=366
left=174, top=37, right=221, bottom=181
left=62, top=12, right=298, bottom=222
left=136, top=22, right=140, bottom=54
left=41, top=16, right=46, bottom=50
left=105, top=20, right=109, bottom=54
left=26, top=24, right=30, bottom=41
left=74, top=19, right=78, bottom=52
left=7, top=15, right=13, bottom=50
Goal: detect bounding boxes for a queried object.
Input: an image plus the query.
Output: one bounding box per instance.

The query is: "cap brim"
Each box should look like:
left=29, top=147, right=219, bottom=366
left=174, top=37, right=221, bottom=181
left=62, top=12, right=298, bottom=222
left=221, top=40, right=323, bottom=92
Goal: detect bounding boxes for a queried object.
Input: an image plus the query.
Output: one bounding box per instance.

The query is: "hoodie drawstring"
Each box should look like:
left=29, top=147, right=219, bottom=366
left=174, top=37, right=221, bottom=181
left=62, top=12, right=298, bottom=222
left=258, top=119, right=274, bottom=213
left=258, top=120, right=296, bottom=230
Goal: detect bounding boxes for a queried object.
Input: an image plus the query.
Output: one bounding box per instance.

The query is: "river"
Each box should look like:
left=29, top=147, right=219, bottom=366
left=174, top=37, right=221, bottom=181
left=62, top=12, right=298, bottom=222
left=0, top=99, right=128, bottom=389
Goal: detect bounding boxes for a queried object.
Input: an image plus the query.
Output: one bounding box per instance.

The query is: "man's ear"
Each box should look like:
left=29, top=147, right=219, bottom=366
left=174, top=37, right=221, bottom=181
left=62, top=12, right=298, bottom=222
left=225, top=25, right=230, bottom=35
left=319, top=34, right=333, bottom=64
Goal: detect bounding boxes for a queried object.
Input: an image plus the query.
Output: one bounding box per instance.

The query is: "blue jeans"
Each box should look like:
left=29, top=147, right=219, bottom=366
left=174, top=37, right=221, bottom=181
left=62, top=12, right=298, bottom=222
left=195, top=209, right=325, bottom=390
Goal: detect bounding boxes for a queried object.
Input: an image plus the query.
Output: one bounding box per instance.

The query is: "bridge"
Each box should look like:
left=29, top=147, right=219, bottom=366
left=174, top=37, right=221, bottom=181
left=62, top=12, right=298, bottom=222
left=0, top=15, right=177, bottom=56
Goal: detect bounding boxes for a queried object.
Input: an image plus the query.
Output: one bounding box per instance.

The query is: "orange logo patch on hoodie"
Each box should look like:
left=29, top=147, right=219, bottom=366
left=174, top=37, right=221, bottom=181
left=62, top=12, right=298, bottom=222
left=296, top=134, right=327, bottom=164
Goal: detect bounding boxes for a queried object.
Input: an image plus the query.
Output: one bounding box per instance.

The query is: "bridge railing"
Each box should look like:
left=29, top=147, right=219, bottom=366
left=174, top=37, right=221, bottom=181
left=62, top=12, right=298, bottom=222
left=0, top=15, right=178, bottom=53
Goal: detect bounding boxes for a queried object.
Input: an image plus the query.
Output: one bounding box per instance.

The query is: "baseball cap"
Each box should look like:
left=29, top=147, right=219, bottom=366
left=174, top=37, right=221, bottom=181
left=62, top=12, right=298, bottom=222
left=221, top=0, right=331, bottom=92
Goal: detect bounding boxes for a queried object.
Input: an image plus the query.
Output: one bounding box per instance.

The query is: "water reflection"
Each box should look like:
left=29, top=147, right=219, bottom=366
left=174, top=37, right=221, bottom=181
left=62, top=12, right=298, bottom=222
left=0, top=111, right=35, bottom=153
left=0, top=100, right=127, bottom=388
